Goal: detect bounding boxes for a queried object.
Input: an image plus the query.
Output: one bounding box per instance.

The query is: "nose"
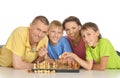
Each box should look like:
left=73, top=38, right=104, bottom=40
left=84, top=36, right=89, bottom=42
left=54, top=32, right=58, bottom=37
left=69, top=29, right=73, bottom=34
left=38, top=31, right=43, bottom=37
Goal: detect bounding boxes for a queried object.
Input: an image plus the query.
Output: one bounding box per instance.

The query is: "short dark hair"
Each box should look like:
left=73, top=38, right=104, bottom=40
left=82, top=22, right=102, bottom=39
left=31, top=15, right=49, bottom=25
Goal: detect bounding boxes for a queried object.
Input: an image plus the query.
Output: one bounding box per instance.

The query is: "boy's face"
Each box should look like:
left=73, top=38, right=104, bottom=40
left=48, top=26, right=63, bottom=45
left=64, top=21, right=81, bottom=40
left=81, top=28, right=99, bottom=47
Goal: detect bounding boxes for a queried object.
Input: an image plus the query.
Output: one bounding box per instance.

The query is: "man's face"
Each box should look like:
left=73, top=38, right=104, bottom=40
left=29, top=21, right=49, bottom=43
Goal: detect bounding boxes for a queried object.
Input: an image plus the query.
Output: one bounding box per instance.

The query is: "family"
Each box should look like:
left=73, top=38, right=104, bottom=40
left=0, top=15, right=120, bottom=70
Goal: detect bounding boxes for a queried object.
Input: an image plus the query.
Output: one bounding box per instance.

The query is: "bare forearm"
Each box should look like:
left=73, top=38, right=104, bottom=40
left=74, top=56, right=92, bottom=70
left=34, top=57, right=45, bottom=63
left=92, top=57, right=108, bottom=71
left=13, top=61, right=33, bottom=69
left=92, top=64, right=106, bottom=71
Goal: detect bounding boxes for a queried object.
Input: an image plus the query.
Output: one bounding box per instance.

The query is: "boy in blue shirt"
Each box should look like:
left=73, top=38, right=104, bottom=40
left=47, top=20, right=72, bottom=59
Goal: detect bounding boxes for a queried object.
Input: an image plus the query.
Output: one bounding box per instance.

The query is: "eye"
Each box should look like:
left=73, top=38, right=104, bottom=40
left=87, top=33, right=91, bottom=36
left=51, top=31, right=55, bottom=33
left=58, top=32, right=62, bottom=34
left=50, top=31, right=55, bottom=34
left=81, top=35, right=85, bottom=38
left=37, top=28, right=41, bottom=32
left=65, top=29, right=69, bottom=31
left=71, top=27, right=76, bottom=29
left=43, top=31, right=47, bottom=34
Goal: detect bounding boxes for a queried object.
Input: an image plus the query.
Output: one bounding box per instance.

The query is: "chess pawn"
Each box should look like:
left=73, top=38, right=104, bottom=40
left=50, top=70, right=56, bottom=74
left=43, top=61, right=46, bottom=68
left=33, top=63, right=37, bottom=69
left=71, top=61, right=75, bottom=68
left=46, top=62, right=50, bottom=68
left=68, top=61, right=72, bottom=68
left=53, top=62, right=56, bottom=68
left=40, top=62, right=44, bottom=68
left=37, top=61, right=40, bottom=68
left=34, top=70, right=37, bottom=73
left=74, top=63, right=79, bottom=69
left=59, top=55, right=62, bottom=59
left=55, top=61, right=58, bottom=68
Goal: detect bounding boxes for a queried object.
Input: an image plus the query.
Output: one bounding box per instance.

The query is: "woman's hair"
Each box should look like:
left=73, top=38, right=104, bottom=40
left=31, top=15, right=49, bottom=25
left=62, top=16, right=82, bottom=29
left=82, top=22, right=102, bottom=39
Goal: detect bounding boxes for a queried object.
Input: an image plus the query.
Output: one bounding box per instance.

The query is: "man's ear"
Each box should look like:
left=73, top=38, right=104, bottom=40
left=29, top=23, right=32, bottom=29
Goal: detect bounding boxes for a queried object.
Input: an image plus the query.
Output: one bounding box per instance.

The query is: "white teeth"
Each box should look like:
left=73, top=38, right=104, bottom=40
left=69, top=35, right=74, bottom=38
left=53, top=37, right=57, bottom=41
left=70, top=34, right=74, bottom=37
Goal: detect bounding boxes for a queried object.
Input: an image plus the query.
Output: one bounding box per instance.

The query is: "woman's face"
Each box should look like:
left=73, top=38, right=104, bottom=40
left=64, top=21, right=81, bottom=40
left=48, top=26, right=63, bottom=45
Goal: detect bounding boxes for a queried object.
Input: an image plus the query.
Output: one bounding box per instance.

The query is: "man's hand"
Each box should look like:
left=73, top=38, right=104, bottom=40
left=38, top=45, right=48, bottom=58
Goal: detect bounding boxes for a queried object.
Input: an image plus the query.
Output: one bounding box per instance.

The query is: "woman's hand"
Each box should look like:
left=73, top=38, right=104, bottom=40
left=61, top=52, right=77, bottom=59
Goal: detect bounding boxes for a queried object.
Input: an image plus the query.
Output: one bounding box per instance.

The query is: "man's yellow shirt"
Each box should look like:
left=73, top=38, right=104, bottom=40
left=0, top=27, right=48, bottom=67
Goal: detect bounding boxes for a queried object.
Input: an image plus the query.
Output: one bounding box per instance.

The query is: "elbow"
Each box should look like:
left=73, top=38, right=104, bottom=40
left=13, top=64, right=21, bottom=69
left=85, top=65, right=92, bottom=70
left=87, top=67, right=92, bottom=70
left=86, top=68, right=92, bottom=70
left=92, top=65, right=106, bottom=71
left=98, top=65, right=106, bottom=71
left=99, top=67, right=106, bottom=71
left=13, top=62, right=22, bottom=69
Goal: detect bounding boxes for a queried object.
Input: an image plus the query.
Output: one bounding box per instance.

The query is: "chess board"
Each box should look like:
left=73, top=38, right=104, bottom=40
left=30, top=59, right=80, bottom=73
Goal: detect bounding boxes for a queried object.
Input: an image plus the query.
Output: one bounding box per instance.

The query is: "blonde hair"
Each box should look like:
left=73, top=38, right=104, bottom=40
left=49, top=20, right=63, bottom=31
left=31, top=15, right=49, bottom=25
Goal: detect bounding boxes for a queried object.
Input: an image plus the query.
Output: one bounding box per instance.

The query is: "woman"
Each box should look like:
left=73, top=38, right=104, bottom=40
left=62, top=16, right=86, bottom=60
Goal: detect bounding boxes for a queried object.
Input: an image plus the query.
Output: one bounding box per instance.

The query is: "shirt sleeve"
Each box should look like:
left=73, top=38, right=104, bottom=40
left=5, top=27, right=26, bottom=57
left=99, top=38, right=115, bottom=57
left=62, top=37, right=72, bottom=52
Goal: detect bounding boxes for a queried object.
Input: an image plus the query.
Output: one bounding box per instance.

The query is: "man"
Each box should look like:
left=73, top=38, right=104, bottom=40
left=0, top=16, right=49, bottom=69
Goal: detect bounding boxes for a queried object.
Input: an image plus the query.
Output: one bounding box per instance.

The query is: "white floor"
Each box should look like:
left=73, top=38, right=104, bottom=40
left=0, top=67, right=120, bottom=78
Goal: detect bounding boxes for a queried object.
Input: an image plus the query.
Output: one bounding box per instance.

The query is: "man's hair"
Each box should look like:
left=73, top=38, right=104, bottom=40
left=31, top=15, right=49, bottom=25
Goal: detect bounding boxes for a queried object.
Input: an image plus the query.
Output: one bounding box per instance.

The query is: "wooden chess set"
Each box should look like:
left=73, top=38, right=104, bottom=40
left=28, top=59, right=80, bottom=74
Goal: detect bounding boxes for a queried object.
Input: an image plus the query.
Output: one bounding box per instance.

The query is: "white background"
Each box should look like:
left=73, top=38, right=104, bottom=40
left=0, top=0, right=120, bottom=51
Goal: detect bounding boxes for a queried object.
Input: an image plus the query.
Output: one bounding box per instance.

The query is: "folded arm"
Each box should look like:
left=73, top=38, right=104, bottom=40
left=62, top=52, right=93, bottom=70
left=92, top=56, right=108, bottom=71
left=12, top=53, right=33, bottom=69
